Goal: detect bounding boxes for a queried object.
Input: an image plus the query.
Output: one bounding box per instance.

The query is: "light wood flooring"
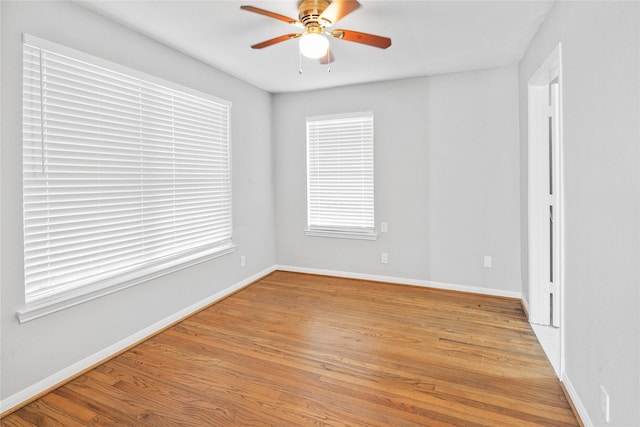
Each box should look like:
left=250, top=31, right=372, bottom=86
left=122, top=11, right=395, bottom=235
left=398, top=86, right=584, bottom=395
left=1, top=271, right=579, bottom=426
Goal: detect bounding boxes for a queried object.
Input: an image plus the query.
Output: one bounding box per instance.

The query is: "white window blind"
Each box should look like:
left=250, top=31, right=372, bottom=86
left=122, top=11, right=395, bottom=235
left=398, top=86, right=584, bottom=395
left=22, top=35, right=233, bottom=306
left=306, top=112, right=375, bottom=239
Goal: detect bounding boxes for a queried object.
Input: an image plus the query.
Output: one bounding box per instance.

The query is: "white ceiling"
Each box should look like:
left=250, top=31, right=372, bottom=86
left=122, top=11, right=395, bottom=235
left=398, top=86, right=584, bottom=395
left=76, top=0, right=554, bottom=93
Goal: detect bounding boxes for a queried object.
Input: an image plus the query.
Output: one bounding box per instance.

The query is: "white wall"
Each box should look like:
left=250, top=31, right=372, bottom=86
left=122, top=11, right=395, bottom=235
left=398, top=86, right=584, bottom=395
left=0, top=1, right=275, bottom=407
left=273, top=68, right=521, bottom=295
left=519, top=1, right=640, bottom=425
left=7, top=2, right=637, bottom=424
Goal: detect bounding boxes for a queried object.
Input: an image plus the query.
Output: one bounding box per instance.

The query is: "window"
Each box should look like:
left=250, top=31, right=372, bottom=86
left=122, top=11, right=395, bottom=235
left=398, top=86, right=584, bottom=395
left=21, top=35, right=232, bottom=316
left=306, top=112, right=376, bottom=240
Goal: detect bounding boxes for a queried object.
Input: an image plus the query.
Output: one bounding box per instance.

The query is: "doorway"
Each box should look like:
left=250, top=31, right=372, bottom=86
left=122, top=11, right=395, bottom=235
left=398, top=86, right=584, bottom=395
left=527, top=44, right=563, bottom=377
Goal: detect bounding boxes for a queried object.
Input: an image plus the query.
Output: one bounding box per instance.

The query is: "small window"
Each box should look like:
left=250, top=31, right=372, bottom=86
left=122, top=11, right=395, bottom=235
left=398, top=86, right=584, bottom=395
left=306, top=112, right=376, bottom=240
left=21, top=35, right=233, bottom=313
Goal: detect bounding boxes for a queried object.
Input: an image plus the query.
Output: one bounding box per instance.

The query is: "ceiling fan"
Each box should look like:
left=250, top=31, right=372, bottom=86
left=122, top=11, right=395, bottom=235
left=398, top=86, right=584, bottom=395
left=240, top=0, right=391, bottom=62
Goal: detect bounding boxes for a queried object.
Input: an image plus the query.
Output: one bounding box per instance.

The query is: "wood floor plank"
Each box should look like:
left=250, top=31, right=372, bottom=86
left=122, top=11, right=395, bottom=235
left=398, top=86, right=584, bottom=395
left=1, top=271, right=579, bottom=426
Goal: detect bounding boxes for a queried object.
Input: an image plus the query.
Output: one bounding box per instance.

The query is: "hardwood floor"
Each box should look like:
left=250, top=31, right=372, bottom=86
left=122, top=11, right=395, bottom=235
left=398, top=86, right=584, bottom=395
left=2, top=271, right=579, bottom=426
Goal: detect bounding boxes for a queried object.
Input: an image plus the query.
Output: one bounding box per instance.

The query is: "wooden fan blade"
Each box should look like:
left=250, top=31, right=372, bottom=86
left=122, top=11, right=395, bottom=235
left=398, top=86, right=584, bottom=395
left=331, top=29, right=391, bottom=49
left=251, top=33, right=301, bottom=49
left=320, top=0, right=360, bottom=25
left=318, top=49, right=335, bottom=64
left=240, top=5, right=300, bottom=26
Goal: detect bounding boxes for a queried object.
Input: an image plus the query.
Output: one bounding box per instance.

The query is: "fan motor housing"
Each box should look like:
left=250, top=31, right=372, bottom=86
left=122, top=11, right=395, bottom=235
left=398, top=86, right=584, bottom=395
left=298, top=0, right=331, bottom=26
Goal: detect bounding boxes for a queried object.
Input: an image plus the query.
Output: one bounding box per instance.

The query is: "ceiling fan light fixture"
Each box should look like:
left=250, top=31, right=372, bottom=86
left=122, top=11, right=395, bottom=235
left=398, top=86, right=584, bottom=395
left=299, top=32, right=329, bottom=59
left=242, top=0, right=392, bottom=63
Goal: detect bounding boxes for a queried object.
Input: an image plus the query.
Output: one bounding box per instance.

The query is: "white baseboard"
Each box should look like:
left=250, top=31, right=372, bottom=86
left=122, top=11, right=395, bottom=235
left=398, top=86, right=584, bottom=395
left=0, top=266, right=276, bottom=415
left=275, top=265, right=522, bottom=299
left=520, top=296, right=531, bottom=318
left=562, top=372, right=593, bottom=427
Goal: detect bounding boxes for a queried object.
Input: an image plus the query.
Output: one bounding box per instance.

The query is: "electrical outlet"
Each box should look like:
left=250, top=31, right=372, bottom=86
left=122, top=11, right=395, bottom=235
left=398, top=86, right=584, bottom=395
left=483, top=255, right=492, bottom=268
left=240, top=255, right=246, bottom=267
left=600, top=385, right=610, bottom=423
left=381, top=252, right=388, bottom=264
left=381, top=222, right=388, bottom=233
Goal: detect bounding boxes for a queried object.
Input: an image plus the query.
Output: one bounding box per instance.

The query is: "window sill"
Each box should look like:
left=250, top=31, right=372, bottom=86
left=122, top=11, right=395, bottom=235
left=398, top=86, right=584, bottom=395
left=304, top=229, right=378, bottom=241
left=16, top=245, right=236, bottom=323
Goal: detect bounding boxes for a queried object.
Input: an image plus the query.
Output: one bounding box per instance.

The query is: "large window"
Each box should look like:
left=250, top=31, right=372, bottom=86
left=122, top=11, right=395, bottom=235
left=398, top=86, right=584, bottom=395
left=21, top=35, right=232, bottom=316
left=306, top=112, right=376, bottom=240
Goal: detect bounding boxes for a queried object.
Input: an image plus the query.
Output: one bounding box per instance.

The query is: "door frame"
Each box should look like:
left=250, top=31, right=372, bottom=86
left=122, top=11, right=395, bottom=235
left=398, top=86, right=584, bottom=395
left=527, top=43, right=564, bottom=377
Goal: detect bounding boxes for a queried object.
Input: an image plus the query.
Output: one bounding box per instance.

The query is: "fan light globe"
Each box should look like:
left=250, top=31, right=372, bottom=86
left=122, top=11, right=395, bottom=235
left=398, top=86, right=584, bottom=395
left=299, top=33, right=329, bottom=59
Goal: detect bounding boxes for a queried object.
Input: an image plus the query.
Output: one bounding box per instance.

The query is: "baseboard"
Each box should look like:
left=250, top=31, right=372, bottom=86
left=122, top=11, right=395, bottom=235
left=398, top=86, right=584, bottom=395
left=0, top=265, right=276, bottom=416
left=520, top=297, right=530, bottom=319
left=561, top=372, right=593, bottom=427
left=275, top=265, right=522, bottom=300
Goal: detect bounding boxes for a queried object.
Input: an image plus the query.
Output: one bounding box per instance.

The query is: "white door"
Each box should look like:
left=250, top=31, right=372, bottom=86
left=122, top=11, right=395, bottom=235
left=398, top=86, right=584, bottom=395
left=528, top=44, right=563, bottom=376
left=548, top=80, right=561, bottom=327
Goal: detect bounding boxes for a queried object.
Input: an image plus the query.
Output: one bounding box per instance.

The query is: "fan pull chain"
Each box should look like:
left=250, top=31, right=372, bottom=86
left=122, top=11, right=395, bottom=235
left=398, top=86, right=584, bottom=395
left=298, top=48, right=303, bottom=75
left=327, top=45, right=331, bottom=73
